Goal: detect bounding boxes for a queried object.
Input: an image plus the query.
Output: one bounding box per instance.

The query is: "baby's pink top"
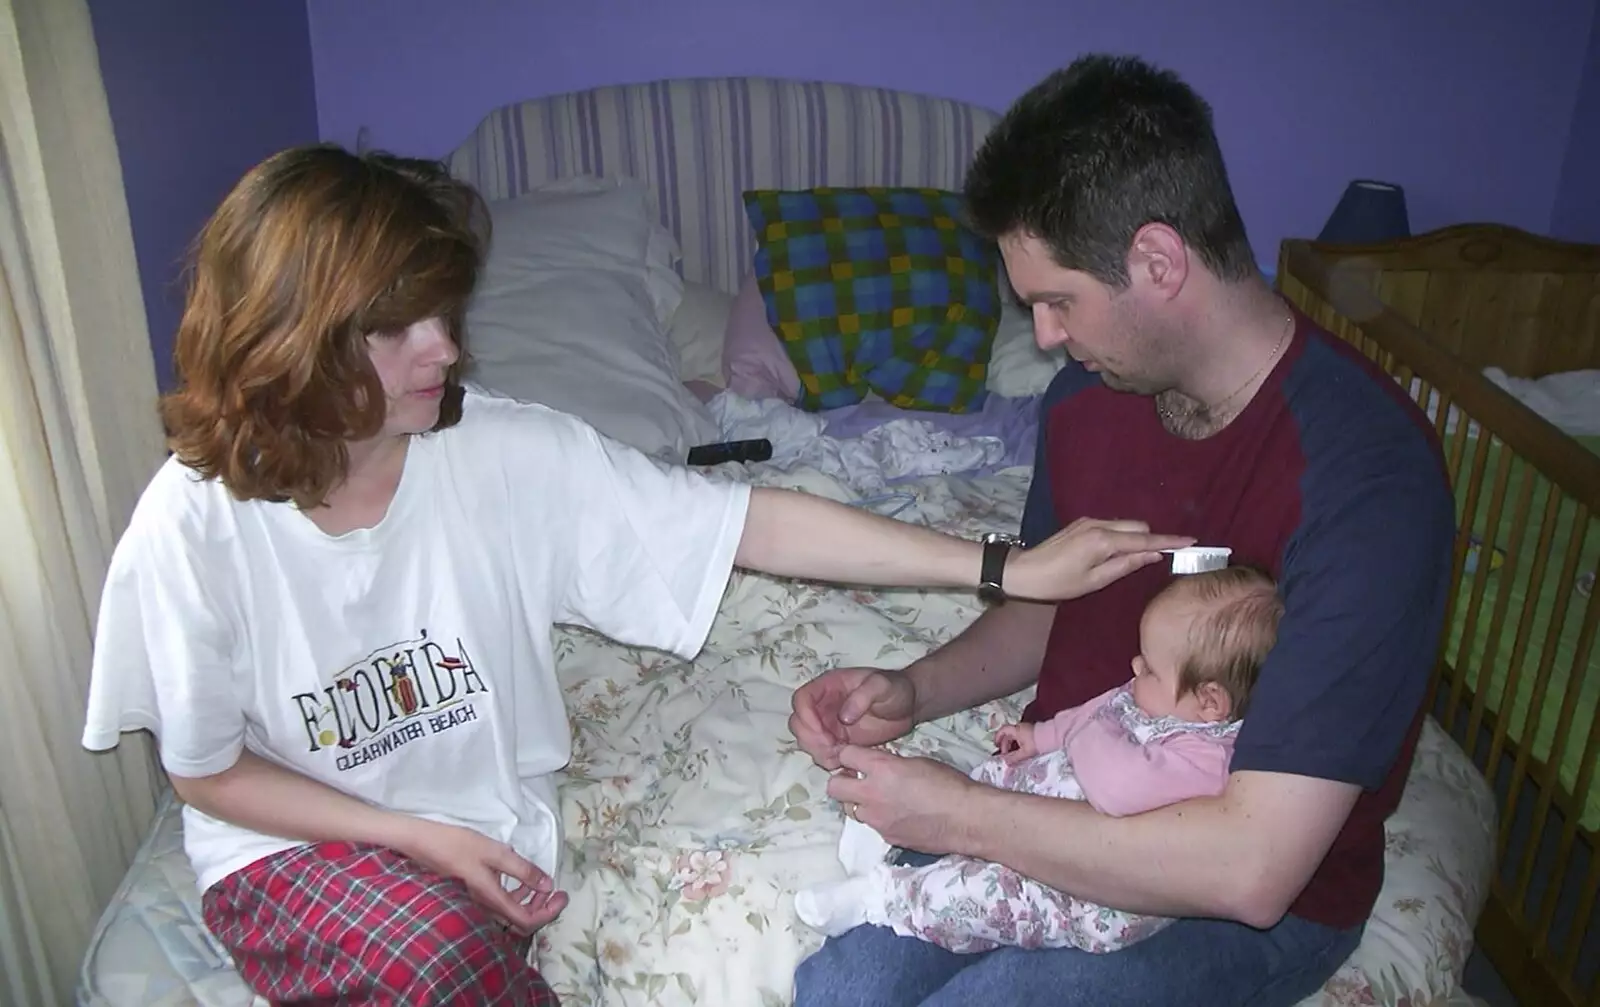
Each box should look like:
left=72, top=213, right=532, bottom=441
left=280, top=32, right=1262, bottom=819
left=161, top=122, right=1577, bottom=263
left=1030, top=681, right=1237, bottom=818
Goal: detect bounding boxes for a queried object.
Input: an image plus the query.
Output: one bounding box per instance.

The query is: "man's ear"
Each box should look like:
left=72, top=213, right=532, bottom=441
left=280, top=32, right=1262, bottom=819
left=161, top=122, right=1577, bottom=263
left=1195, top=680, right=1233, bottom=723
left=1126, top=222, right=1188, bottom=302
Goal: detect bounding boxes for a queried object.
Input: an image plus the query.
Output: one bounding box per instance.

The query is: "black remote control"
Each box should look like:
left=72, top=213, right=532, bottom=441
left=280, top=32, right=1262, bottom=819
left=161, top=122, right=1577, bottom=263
left=686, top=438, right=774, bottom=466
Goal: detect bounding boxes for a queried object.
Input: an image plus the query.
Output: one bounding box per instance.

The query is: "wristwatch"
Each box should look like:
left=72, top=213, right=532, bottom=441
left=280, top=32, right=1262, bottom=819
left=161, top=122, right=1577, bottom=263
left=977, top=532, right=1023, bottom=604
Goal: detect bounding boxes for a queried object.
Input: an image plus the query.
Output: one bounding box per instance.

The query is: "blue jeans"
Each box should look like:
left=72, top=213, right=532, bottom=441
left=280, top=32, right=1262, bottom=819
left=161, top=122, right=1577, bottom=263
left=792, top=880, right=1362, bottom=1007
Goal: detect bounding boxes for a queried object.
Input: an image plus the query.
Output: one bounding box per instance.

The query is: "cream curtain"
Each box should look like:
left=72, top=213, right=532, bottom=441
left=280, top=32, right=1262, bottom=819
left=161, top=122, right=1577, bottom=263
left=1, top=0, right=170, bottom=1003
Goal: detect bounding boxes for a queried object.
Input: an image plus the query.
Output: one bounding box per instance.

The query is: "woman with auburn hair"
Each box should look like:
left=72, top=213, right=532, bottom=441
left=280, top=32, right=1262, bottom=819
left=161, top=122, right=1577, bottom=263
left=81, top=144, right=1189, bottom=1005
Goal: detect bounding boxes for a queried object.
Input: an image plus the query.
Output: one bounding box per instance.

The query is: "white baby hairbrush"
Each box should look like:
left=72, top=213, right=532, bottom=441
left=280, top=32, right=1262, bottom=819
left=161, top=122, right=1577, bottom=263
left=1163, top=546, right=1232, bottom=574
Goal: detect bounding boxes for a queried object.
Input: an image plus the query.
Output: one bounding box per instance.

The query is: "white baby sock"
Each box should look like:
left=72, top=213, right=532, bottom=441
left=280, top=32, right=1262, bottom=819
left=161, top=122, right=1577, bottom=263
left=793, top=874, right=877, bottom=937
left=837, top=817, right=893, bottom=876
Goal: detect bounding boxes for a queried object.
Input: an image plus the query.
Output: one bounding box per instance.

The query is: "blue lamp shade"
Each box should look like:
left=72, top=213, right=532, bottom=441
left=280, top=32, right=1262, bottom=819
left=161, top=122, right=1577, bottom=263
left=1317, top=180, right=1411, bottom=244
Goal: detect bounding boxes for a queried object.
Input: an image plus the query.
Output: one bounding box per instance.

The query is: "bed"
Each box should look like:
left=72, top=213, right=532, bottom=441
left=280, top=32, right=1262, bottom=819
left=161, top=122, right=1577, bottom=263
left=76, top=77, right=1498, bottom=1007
left=1278, top=225, right=1600, bottom=1007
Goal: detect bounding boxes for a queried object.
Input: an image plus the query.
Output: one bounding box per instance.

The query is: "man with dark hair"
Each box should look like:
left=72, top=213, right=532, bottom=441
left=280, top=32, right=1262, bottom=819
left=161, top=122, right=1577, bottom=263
left=966, top=54, right=1260, bottom=292
left=789, top=54, right=1458, bottom=1005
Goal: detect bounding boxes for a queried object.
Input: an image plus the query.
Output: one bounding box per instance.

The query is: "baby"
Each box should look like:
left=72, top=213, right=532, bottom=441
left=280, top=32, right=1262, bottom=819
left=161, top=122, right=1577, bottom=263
left=793, top=565, right=1284, bottom=954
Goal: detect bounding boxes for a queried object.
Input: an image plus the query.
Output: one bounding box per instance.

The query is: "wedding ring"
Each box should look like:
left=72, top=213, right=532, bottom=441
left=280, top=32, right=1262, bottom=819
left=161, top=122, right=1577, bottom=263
left=847, top=803, right=859, bottom=820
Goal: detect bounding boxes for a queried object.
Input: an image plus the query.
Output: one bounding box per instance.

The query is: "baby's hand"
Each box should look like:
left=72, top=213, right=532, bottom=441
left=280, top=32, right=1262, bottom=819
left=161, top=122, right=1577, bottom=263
left=994, top=723, right=1038, bottom=764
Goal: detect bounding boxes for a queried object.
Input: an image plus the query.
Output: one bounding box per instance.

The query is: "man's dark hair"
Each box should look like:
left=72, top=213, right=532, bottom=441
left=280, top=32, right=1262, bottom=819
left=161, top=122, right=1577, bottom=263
left=964, top=54, right=1257, bottom=288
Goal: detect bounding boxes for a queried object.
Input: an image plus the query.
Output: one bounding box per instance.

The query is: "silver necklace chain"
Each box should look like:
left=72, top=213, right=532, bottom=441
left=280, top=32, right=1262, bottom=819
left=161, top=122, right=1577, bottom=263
left=1156, top=313, right=1294, bottom=425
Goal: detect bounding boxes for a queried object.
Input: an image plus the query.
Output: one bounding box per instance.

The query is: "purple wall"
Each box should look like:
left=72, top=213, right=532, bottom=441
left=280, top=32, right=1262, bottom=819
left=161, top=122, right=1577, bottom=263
left=307, top=0, right=1595, bottom=272
left=89, top=0, right=320, bottom=391
left=1553, top=8, right=1600, bottom=242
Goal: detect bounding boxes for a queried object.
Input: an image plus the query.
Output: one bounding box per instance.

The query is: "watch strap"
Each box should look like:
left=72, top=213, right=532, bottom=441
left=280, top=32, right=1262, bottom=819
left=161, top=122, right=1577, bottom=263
left=979, top=533, right=1019, bottom=602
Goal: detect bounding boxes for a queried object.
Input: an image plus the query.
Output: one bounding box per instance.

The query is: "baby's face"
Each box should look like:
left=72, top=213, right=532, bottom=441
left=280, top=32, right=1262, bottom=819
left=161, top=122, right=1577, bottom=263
left=1128, top=595, right=1209, bottom=721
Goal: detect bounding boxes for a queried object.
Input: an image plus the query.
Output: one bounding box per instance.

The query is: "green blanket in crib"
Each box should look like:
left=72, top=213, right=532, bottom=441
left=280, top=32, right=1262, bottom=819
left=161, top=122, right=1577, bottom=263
left=1447, top=432, right=1600, bottom=830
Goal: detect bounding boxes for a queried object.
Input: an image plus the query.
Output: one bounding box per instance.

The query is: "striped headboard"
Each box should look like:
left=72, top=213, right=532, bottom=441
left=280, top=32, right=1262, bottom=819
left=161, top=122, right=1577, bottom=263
left=443, top=77, right=1001, bottom=295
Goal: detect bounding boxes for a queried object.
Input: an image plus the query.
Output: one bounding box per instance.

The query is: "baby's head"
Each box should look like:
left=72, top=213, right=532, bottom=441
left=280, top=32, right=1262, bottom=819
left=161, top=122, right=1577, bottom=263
left=1129, top=566, right=1283, bottom=723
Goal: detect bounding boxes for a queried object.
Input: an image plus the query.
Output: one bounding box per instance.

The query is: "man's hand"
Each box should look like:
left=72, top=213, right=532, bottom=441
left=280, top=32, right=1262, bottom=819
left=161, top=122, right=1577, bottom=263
left=825, top=744, right=981, bottom=856
left=400, top=820, right=569, bottom=934
left=789, top=667, right=916, bottom=770
left=994, top=722, right=1039, bottom=764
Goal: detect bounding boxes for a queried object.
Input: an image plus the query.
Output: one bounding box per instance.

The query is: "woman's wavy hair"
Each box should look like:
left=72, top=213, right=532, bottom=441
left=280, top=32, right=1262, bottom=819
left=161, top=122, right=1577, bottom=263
left=160, top=144, right=488, bottom=508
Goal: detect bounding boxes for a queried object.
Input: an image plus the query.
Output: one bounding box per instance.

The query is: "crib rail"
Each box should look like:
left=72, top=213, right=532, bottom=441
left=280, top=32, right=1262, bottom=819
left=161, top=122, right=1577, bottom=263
left=1279, top=240, right=1600, bottom=1007
left=1290, top=222, right=1600, bottom=378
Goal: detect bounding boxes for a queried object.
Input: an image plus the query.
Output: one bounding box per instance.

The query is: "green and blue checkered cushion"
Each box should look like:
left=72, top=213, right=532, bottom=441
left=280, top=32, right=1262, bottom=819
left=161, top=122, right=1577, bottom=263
left=741, top=186, right=1002, bottom=413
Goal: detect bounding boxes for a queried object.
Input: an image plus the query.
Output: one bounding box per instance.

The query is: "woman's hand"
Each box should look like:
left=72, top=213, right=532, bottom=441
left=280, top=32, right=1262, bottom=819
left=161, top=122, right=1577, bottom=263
left=1005, top=517, right=1192, bottom=601
left=399, top=820, right=569, bottom=934
left=167, top=752, right=569, bottom=933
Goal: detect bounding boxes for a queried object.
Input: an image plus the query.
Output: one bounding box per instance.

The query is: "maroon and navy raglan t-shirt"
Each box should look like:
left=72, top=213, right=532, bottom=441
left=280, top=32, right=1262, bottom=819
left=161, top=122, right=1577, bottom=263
left=1017, top=312, right=1456, bottom=930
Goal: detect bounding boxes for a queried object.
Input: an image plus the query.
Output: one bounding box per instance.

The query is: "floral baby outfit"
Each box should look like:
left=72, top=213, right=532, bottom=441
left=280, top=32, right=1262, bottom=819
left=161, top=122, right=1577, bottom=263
left=794, top=682, right=1240, bottom=954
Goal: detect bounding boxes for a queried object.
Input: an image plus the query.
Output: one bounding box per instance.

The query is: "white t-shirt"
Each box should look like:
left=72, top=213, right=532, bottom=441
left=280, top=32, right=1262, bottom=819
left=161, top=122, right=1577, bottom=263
left=82, top=391, right=750, bottom=893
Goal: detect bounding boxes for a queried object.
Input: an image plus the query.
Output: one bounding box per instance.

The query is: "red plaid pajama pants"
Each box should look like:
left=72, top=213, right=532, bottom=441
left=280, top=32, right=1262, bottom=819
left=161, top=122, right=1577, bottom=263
left=201, top=841, right=560, bottom=1006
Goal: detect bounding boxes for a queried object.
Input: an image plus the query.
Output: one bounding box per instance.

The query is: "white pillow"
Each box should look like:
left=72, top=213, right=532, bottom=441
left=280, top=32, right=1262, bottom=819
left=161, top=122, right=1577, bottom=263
left=986, top=263, right=1064, bottom=398
left=667, top=281, right=735, bottom=385
left=463, top=176, right=719, bottom=461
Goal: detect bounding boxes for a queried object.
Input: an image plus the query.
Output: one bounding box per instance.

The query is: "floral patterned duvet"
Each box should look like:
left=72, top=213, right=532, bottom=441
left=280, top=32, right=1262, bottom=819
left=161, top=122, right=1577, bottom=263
left=77, top=463, right=1498, bottom=1007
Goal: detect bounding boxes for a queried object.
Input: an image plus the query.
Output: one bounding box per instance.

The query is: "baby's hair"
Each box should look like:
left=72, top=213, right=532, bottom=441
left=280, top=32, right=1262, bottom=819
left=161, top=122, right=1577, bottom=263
left=1163, top=566, right=1284, bottom=719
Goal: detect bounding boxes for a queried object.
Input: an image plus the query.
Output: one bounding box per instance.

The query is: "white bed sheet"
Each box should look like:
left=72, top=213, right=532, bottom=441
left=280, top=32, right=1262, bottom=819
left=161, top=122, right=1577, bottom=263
left=77, top=462, right=1497, bottom=1007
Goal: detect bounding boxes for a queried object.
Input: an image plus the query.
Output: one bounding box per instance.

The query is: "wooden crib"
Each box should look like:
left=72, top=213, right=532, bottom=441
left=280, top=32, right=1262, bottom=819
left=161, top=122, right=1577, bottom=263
left=1277, top=223, right=1600, bottom=1007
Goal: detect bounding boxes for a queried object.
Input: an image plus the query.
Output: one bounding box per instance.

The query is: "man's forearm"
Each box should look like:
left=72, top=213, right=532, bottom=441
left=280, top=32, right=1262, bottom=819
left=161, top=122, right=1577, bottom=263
left=907, top=599, right=1057, bottom=723
left=956, top=770, right=1359, bottom=928
left=959, top=786, right=1251, bottom=921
